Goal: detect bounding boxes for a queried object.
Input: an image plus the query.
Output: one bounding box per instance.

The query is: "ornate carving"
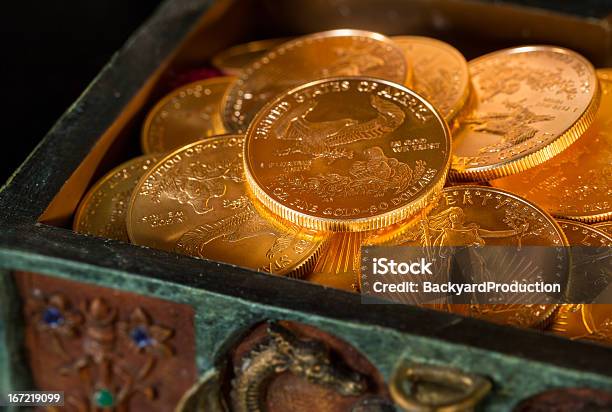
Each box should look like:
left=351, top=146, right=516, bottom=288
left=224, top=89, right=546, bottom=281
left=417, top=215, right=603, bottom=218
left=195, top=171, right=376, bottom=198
left=26, top=291, right=83, bottom=360
left=25, top=291, right=174, bottom=411
left=231, top=322, right=367, bottom=412
left=175, top=321, right=390, bottom=412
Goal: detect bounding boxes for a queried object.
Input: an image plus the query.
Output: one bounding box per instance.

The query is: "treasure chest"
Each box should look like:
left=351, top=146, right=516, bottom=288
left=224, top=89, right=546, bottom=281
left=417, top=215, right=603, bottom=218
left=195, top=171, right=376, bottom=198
left=1, top=0, right=611, bottom=411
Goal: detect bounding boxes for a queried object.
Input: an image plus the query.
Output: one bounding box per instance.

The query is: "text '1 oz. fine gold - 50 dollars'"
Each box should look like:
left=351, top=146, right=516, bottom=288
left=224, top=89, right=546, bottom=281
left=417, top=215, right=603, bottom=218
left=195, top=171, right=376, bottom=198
left=243, top=77, right=451, bottom=232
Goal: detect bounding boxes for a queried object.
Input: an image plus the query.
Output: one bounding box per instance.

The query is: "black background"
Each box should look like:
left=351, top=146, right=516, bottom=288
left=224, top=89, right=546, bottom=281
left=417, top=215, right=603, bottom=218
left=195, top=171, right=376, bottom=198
left=0, top=0, right=162, bottom=182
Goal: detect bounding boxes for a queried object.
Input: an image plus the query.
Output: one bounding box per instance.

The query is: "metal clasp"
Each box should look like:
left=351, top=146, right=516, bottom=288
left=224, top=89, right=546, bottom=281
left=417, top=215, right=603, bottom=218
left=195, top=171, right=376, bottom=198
left=390, top=361, right=492, bottom=412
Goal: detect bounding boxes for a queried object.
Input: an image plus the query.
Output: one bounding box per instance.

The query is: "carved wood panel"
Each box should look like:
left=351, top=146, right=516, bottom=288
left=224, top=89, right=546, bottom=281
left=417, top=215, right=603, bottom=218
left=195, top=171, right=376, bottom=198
left=228, top=321, right=392, bottom=412
left=14, top=271, right=197, bottom=411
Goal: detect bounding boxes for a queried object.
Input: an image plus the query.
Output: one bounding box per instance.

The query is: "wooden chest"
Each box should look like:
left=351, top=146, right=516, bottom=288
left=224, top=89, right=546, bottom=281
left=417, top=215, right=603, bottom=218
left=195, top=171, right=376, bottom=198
left=1, top=0, right=611, bottom=410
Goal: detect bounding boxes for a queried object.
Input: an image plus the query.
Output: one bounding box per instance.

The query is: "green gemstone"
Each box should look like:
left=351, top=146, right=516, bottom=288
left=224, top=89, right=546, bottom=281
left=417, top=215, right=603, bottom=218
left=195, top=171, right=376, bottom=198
left=94, top=389, right=114, bottom=407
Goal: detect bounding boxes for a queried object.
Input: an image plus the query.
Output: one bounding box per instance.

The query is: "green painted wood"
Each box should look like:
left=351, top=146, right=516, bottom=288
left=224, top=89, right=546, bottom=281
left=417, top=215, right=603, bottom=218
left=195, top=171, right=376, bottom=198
left=0, top=269, right=34, bottom=411
left=2, top=248, right=612, bottom=410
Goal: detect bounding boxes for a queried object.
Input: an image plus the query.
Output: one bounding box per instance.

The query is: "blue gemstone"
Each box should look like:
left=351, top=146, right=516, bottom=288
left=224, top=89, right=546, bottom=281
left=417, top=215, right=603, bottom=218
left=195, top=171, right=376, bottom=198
left=42, top=307, right=64, bottom=327
left=130, top=326, right=152, bottom=348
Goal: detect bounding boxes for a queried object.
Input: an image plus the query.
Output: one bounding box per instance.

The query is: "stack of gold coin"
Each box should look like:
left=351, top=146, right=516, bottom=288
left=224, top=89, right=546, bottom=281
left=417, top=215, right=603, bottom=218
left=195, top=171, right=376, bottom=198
left=73, top=29, right=611, bottom=341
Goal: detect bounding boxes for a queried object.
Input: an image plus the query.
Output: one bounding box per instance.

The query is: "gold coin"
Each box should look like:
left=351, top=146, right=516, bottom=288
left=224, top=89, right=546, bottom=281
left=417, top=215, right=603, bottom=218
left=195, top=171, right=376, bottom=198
left=372, top=186, right=568, bottom=328
left=212, top=38, right=290, bottom=76
left=74, top=154, right=159, bottom=241
left=594, top=221, right=612, bottom=237
left=222, top=29, right=409, bottom=132
left=549, top=304, right=612, bottom=345
left=244, top=77, right=451, bottom=232
left=392, top=36, right=469, bottom=123
left=558, top=219, right=612, bottom=247
left=450, top=46, right=600, bottom=181
left=307, top=232, right=367, bottom=292
left=550, top=221, right=612, bottom=344
left=308, top=216, right=428, bottom=292
left=127, top=135, right=325, bottom=277
left=141, top=77, right=234, bottom=154
left=491, top=70, right=612, bottom=222
left=556, top=219, right=612, bottom=303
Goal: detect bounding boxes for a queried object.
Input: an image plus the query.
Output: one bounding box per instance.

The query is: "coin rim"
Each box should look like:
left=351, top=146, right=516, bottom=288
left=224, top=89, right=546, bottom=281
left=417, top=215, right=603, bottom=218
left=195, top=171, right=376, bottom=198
left=222, top=29, right=409, bottom=133
left=391, top=35, right=470, bottom=123
left=450, top=45, right=601, bottom=181
left=556, top=218, right=612, bottom=245
left=452, top=185, right=569, bottom=328
left=593, top=221, right=612, bottom=237
left=140, top=76, right=235, bottom=154
left=211, top=37, right=291, bottom=75
left=551, top=220, right=612, bottom=337
left=73, top=154, right=159, bottom=237
left=243, top=76, right=452, bottom=232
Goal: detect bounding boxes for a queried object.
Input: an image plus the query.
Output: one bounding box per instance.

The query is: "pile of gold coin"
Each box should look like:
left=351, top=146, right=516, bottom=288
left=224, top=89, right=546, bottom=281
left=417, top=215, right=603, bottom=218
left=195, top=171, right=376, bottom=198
left=74, top=30, right=611, bottom=345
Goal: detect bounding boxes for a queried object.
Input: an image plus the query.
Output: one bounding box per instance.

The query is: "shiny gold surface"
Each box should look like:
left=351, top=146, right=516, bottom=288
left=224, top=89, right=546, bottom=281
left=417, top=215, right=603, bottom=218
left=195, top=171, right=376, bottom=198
left=73, top=155, right=159, bottom=241
left=127, top=136, right=325, bottom=277
left=244, top=77, right=451, bottom=231
left=549, top=221, right=611, bottom=344
left=491, top=70, right=612, bottom=222
left=60, top=11, right=610, bottom=336
left=222, top=29, right=408, bottom=132
left=307, top=231, right=367, bottom=292
left=141, top=77, right=234, bottom=154
left=375, top=186, right=568, bottom=327
left=392, top=36, right=470, bottom=124
left=451, top=46, right=600, bottom=181
left=558, top=219, right=612, bottom=247
left=594, top=221, right=612, bottom=237
left=550, top=304, right=612, bottom=345
left=211, top=38, right=289, bottom=76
